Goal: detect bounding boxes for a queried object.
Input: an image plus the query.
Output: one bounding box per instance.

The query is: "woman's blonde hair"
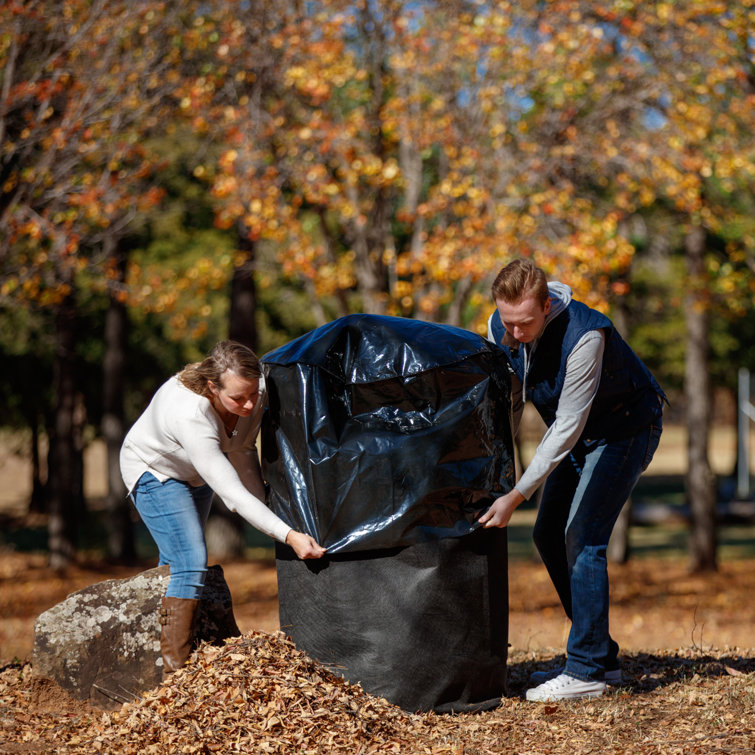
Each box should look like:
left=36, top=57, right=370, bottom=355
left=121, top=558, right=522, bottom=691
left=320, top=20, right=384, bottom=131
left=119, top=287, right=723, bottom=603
left=178, top=340, right=261, bottom=397
left=491, top=258, right=549, bottom=306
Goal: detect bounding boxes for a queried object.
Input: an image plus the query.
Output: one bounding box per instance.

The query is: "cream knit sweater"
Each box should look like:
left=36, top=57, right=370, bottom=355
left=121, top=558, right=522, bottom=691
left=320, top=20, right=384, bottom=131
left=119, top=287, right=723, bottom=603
left=120, top=376, right=291, bottom=544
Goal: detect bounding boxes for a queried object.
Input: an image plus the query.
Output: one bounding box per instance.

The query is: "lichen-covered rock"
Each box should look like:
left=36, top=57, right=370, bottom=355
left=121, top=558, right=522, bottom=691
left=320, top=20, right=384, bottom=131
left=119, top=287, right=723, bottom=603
left=32, top=564, right=241, bottom=710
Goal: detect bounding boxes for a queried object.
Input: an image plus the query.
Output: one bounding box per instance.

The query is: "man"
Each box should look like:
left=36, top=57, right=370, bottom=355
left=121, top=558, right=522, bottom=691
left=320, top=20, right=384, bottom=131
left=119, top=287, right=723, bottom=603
left=480, top=259, right=665, bottom=701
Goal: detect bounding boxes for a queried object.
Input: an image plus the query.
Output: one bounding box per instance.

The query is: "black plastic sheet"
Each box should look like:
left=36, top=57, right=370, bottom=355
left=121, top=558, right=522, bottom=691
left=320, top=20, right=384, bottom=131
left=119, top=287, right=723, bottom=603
left=260, top=313, right=515, bottom=554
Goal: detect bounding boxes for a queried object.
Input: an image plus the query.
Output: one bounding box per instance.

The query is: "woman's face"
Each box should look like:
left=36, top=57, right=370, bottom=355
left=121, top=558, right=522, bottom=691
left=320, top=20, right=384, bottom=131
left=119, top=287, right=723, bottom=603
left=209, top=370, right=260, bottom=417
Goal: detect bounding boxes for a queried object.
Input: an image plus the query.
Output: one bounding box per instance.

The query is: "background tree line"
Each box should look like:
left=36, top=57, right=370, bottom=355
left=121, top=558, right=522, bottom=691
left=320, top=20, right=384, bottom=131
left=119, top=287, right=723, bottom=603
left=1, top=0, right=753, bottom=572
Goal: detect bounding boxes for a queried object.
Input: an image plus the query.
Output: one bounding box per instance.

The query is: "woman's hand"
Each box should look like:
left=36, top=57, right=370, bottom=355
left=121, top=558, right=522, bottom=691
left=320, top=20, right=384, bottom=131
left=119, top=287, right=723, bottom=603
left=285, top=530, right=327, bottom=559
left=478, top=489, right=525, bottom=529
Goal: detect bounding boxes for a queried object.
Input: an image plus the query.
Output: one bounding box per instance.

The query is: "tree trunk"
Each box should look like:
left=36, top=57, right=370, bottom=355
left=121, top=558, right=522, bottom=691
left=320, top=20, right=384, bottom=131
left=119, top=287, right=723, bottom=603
left=215, top=227, right=259, bottom=560
left=607, top=500, right=631, bottom=564
left=684, top=225, right=717, bottom=572
left=102, top=235, right=135, bottom=563
left=349, top=2, right=390, bottom=316
left=315, top=206, right=349, bottom=319
left=607, top=288, right=632, bottom=563
left=28, top=411, right=48, bottom=512
left=229, top=232, right=259, bottom=350
left=48, top=294, right=82, bottom=571
left=444, top=276, right=474, bottom=328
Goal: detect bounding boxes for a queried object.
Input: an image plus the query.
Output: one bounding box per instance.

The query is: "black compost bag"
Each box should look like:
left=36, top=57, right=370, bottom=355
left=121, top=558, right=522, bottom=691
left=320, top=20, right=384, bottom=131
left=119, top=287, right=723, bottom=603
left=260, top=314, right=514, bottom=712
left=260, top=313, right=514, bottom=553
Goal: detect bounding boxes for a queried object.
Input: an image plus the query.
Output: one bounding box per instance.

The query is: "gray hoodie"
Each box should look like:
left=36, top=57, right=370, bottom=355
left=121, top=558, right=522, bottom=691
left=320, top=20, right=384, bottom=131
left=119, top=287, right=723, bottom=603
left=487, top=282, right=606, bottom=500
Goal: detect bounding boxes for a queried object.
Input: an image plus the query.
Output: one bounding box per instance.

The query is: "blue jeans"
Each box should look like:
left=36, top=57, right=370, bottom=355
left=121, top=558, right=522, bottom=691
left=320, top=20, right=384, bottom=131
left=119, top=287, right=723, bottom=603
left=533, top=421, right=662, bottom=681
left=131, top=472, right=214, bottom=600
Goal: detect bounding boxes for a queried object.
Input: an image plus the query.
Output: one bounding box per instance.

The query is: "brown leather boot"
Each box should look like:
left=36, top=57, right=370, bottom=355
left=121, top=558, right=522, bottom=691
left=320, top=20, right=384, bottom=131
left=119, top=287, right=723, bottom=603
left=160, top=596, right=199, bottom=681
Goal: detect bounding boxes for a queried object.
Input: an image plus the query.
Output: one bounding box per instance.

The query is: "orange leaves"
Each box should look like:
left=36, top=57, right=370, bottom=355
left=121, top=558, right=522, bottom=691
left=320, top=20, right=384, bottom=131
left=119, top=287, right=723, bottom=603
left=61, top=630, right=428, bottom=754
left=126, top=250, right=232, bottom=341
left=281, top=21, right=357, bottom=106
left=49, top=0, right=744, bottom=332
left=1, top=0, right=205, bottom=315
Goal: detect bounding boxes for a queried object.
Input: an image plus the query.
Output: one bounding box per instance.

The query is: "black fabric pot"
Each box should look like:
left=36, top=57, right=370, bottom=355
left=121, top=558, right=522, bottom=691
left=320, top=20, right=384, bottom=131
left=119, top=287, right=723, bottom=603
left=276, top=526, right=508, bottom=713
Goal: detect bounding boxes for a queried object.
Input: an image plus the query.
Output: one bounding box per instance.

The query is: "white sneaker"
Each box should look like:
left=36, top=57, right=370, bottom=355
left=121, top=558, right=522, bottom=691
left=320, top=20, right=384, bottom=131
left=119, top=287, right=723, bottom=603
left=526, top=673, right=606, bottom=702
left=529, top=667, right=622, bottom=685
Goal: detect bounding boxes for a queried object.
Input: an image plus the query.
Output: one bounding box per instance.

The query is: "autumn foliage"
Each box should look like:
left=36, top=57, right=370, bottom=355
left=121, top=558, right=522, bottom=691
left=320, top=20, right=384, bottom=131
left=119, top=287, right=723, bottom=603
left=193, top=0, right=754, bottom=334
left=0, top=0, right=752, bottom=331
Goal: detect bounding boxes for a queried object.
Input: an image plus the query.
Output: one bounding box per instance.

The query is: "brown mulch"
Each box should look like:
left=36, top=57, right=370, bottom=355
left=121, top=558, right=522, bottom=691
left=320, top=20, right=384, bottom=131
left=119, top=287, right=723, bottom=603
left=1, top=632, right=754, bottom=754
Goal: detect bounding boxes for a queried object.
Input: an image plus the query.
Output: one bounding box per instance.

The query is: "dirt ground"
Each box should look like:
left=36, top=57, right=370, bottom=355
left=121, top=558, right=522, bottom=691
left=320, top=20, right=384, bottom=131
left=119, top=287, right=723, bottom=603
left=1, top=548, right=754, bottom=754
left=2, top=549, right=754, bottom=668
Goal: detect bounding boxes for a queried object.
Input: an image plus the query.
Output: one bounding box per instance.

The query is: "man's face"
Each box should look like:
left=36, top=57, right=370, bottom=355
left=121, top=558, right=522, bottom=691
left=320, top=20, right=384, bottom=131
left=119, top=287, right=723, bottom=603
left=495, top=295, right=550, bottom=344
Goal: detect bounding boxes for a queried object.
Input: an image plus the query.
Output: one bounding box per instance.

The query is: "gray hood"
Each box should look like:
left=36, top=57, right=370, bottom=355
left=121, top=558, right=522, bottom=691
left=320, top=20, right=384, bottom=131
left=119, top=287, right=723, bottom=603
left=544, top=281, right=572, bottom=326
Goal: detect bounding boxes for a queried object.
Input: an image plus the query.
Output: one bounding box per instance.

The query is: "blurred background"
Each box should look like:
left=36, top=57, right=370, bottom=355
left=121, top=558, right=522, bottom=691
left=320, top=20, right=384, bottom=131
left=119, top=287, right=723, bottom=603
left=1, top=0, right=754, bottom=578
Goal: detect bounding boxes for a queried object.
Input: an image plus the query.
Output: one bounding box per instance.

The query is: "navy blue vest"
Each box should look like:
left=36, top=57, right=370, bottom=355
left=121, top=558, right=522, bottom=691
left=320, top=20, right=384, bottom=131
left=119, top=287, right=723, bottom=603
left=490, top=299, right=665, bottom=442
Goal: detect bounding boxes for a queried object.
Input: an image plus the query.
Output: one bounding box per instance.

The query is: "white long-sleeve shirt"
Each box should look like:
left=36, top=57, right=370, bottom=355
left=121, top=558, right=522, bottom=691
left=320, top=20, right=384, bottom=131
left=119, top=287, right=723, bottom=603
left=120, top=376, right=292, bottom=544
left=487, top=283, right=606, bottom=501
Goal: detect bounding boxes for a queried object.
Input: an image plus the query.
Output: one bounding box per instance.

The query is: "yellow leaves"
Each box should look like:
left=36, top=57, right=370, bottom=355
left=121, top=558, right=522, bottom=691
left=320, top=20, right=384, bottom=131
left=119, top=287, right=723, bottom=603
left=183, top=0, right=755, bottom=329
left=436, top=174, right=483, bottom=204
left=218, top=149, right=237, bottom=170
left=346, top=154, right=387, bottom=181
left=417, top=294, right=438, bottom=316
left=638, top=185, right=656, bottom=207
left=211, top=175, right=237, bottom=199
left=382, top=160, right=400, bottom=181
left=393, top=280, right=412, bottom=300
left=284, top=65, right=332, bottom=102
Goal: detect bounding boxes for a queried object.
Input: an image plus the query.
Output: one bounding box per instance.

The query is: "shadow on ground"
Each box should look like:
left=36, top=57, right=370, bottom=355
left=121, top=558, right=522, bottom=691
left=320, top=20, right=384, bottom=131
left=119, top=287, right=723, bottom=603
left=506, top=650, right=755, bottom=699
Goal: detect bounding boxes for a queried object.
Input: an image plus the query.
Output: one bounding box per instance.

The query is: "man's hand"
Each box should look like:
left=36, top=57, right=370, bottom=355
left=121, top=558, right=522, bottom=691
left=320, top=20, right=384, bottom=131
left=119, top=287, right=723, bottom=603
left=478, top=489, right=525, bottom=529
left=286, top=530, right=327, bottom=559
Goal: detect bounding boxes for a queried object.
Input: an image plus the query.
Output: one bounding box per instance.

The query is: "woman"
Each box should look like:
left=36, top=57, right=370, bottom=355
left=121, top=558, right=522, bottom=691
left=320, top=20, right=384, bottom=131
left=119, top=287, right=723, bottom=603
left=120, top=340, right=325, bottom=677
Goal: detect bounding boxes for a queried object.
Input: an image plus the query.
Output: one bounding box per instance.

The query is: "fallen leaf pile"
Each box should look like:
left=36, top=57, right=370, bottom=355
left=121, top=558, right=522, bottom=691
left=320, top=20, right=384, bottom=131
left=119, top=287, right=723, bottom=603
left=1, top=634, right=754, bottom=754
left=66, top=630, right=444, bottom=754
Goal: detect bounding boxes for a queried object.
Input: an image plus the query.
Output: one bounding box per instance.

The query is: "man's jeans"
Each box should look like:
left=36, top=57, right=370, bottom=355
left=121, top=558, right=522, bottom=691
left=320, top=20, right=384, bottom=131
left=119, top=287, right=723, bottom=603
left=131, top=472, right=214, bottom=600
left=533, top=421, right=663, bottom=682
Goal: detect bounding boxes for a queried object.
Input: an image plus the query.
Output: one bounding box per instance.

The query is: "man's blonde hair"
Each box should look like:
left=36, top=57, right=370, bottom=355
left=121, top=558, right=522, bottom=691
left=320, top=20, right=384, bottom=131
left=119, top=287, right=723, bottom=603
left=491, top=259, right=549, bottom=305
